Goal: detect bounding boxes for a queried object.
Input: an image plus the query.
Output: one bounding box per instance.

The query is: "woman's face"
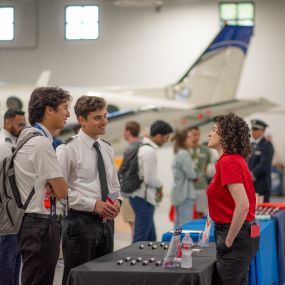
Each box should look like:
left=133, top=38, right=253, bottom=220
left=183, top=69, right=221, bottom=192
left=208, top=123, right=221, bottom=150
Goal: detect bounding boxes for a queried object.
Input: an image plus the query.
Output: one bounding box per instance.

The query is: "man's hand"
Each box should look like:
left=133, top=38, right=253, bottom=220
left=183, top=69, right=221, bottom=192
left=113, top=200, right=121, bottom=218
left=94, top=200, right=117, bottom=219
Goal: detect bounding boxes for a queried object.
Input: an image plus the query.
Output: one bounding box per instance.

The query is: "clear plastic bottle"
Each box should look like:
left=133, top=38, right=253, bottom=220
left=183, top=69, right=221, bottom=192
left=181, top=233, right=193, bottom=269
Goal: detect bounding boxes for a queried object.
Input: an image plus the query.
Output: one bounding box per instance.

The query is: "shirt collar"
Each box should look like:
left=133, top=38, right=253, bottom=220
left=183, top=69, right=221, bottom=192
left=1, top=128, right=17, bottom=144
left=253, top=136, right=263, bottom=144
left=34, top=123, right=53, bottom=143
left=143, top=136, right=159, bottom=149
left=79, top=129, right=99, bottom=149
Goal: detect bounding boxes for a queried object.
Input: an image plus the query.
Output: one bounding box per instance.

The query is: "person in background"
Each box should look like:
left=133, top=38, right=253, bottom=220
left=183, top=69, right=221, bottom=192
left=188, top=126, right=211, bottom=218
left=56, top=96, right=121, bottom=285
left=248, top=119, right=274, bottom=202
left=129, top=120, right=173, bottom=242
left=119, top=121, right=141, bottom=236
left=0, top=109, right=26, bottom=285
left=207, top=113, right=259, bottom=285
left=171, top=128, right=197, bottom=227
left=14, top=87, right=70, bottom=285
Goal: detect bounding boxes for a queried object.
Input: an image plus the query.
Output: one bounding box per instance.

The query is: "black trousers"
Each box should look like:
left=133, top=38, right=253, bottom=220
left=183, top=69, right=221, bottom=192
left=62, top=211, right=114, bottom=285
left=18, top=215, right=62, bottom=285
left=212, top=223, right=260, bottom=285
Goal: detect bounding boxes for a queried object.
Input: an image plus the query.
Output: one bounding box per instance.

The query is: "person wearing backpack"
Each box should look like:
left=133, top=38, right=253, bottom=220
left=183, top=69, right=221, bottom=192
left=13, top=87, right=70, bottom=285
left=119, top=121, right=141, bottom=237
left=0, top=109, right=26, bottom=285
left=129, top=120, right=173, bottom=243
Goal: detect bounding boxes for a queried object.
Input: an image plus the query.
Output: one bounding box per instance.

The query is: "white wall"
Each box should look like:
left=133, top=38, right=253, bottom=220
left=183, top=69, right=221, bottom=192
left=0, top=0, right=284, bottom=158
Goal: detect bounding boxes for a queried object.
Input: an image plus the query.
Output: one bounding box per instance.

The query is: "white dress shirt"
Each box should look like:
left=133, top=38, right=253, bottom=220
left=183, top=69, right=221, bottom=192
left=56, top=129, right=121, bottom=212
left=0, top=128, right=17, bottom=147
left=14, top=124, right=65, bottom=215
left=131, top=136, right=162, bottom=206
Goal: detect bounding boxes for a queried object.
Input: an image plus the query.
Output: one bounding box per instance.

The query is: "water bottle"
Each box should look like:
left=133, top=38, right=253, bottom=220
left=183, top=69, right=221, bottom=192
left=181, top=233, right=193, bottom=269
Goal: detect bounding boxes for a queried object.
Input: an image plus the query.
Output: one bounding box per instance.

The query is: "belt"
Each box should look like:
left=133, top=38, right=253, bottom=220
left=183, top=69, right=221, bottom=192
left=69, top=209, right=103, bottom=221
left=215, top=221, right=252, bottom=231
left=25, top=213, right=62, bottom=222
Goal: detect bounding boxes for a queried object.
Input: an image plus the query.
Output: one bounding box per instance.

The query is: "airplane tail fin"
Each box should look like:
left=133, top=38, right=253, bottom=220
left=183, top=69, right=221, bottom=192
left=36, top=70, right=51, bottom=87
left=167, top=24, right=254, bottom=106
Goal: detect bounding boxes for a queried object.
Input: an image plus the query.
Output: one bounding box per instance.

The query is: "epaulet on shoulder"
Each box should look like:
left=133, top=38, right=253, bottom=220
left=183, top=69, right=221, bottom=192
left=101, top=139, right=111, bottom=146
left=64, top=135, right=77, bottom=145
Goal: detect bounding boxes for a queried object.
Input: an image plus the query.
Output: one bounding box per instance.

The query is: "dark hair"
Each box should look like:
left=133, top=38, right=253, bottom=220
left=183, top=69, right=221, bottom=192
left=28, top=87, right=71, bottom=125
left=213, top=112, right=251, bottom=158
left=171, top=129, right=189, bottom=154
left=150, top=120, right=173, bottom=137
left=4, top=109, right=25, bottom=121
left=125, top=121, right=140, bottom=137
left=74, top=95, right=106, bottom=119
left=188, top=126, right=199, bottom=132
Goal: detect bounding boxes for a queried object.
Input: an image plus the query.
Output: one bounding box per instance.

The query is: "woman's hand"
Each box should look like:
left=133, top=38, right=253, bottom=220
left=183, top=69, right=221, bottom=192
left=225, top=236, right=234, bottom=248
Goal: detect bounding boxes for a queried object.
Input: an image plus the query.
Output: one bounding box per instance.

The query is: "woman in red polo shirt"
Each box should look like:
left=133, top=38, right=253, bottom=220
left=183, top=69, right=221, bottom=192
left=207, top=113, right=260, bottom=285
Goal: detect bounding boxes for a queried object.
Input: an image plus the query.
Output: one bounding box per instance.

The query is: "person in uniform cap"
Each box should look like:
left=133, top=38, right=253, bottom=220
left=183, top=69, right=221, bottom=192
left=0, top=108, right=26, bottom=285
left=248, top=119, right=274, bottom=202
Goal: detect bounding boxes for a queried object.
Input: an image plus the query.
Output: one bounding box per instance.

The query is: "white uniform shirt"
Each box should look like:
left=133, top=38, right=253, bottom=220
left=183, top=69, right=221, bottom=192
left=0, top=143, right=12, bottom=161
left=56, top=129, right=121, bottom=212
left=14, top=124, right=65, bottom=215
left=131, top=137, right=162, bottom=206
left=0, top=128, right=16, bottom=148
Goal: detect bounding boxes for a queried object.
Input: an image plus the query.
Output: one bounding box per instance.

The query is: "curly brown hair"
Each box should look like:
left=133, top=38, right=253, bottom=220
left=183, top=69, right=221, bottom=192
left=213, top=112, right=251, bottom=158
left=29, top=87, right=71, bottom=125
left=74, top=95, right=106, bottom=119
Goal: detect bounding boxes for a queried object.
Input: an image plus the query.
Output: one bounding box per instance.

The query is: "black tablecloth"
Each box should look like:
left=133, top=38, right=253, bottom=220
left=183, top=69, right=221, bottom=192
left=67, top=242, right=216, bottom=285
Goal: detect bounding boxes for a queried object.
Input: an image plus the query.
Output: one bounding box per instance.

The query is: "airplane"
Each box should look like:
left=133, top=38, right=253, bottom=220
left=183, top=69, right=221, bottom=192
left=0, top=23, right=276, bottom=155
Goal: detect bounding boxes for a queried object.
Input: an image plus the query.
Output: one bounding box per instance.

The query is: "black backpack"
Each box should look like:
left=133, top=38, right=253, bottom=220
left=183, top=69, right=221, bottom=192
left=118, top=142, right=152, bottom=194
left=0, top=132, right=42, bottom=235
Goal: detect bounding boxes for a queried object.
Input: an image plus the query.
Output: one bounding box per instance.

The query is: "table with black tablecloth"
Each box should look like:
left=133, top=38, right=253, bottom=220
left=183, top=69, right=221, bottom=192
left=162, top=218, right=280, bottom=285
left=67, top=241, right=216, bottom=285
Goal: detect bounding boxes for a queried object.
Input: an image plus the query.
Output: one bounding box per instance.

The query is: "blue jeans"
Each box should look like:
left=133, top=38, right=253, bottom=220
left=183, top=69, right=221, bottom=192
left=175, top=198, right=194, bottom=228
left=129, top=197, right=156, bottom=242
left=0, top=235, right=21, bottom=285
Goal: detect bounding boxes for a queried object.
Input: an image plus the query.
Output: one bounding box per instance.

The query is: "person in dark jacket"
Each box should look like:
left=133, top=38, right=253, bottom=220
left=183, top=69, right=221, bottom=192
left=248, top=119, right=274, bottom=202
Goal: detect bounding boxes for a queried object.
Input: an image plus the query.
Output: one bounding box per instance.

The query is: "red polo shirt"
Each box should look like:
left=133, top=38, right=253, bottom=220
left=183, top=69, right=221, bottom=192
left=207, top=153, right=256, bottom=224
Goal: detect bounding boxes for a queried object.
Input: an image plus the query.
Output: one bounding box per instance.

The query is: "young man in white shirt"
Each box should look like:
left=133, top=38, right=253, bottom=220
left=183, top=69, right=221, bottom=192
left=56, top=95, right=121, bottom=285
left=129, top=120, right=173, bottom=242
left=0, top=109, right=26, bottom=285
left=14, top=87, right=70, bottom=285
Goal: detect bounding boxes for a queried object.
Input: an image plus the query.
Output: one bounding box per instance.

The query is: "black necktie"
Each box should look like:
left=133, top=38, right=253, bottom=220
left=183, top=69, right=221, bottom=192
left=93, top=141, right=109, bottom=201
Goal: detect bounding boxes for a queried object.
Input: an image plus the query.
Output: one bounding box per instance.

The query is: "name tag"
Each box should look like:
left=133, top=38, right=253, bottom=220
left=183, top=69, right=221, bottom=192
left=250, top=223, right=260, bottom=238
left=254, top=151, right=261, bottom=155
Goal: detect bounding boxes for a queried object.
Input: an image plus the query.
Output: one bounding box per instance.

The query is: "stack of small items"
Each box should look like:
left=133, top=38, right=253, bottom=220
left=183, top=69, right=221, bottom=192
left=255, top=205, right=279, bottom=220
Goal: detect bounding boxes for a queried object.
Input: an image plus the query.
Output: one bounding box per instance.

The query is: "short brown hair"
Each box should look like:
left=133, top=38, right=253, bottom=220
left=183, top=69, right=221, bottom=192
left=213, top=112, right=251, bottom=158
left=74, top=95, right=106, bottom=119
left=125, top=121, right=140, bottom=137
left=172, top=128, right=189, bottom=154
left=29, top=87, right=71, bottom=125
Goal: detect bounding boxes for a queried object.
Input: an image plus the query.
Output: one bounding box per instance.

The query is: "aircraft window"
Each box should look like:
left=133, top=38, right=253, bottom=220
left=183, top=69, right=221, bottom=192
left=0, top=6, right=14, bottom=41
left=65, top=5, right=99, bottom=40
left=219, top=2, right=255, bottom=26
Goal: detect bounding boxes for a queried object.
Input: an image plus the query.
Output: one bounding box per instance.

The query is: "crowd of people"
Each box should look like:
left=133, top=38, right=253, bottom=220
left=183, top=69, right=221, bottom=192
left=0, top=86, right=275, bottom=285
